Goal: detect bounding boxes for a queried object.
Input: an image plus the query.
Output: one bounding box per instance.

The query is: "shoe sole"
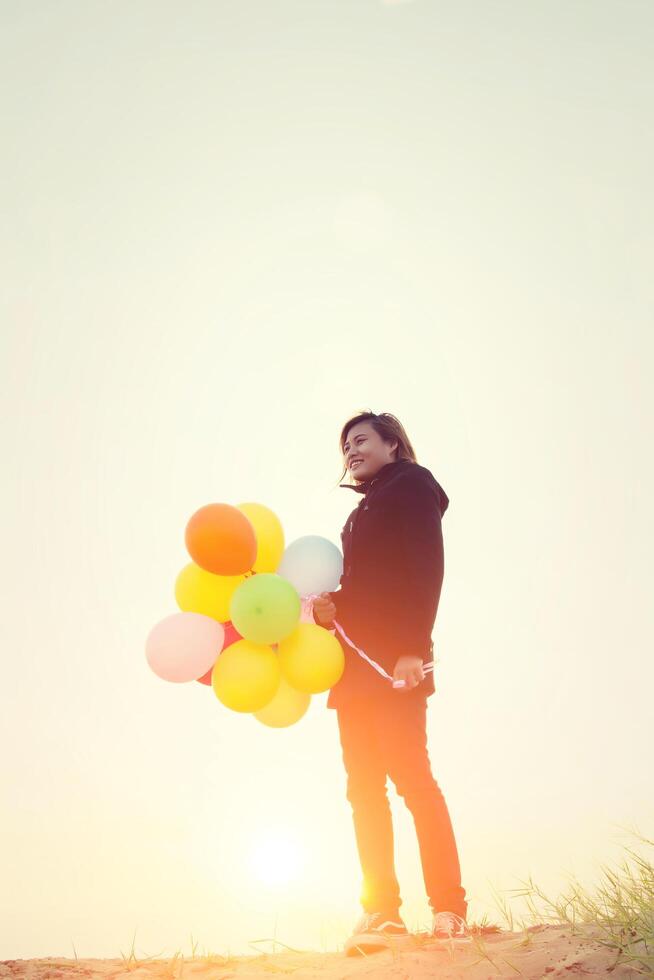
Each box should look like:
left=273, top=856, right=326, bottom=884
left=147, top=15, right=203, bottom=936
left=344, top=931, right=414, bottom=956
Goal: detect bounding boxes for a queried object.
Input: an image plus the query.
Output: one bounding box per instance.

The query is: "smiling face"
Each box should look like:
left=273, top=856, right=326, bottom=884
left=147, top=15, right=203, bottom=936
left=343, top=421, right=399, bottom=483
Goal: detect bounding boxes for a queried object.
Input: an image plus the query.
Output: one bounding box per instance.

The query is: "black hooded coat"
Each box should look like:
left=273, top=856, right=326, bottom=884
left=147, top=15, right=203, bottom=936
left=313, top=458, right=450, bottom=710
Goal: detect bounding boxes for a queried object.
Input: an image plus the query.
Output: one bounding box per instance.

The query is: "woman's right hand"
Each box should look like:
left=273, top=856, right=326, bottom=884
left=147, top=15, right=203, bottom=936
left=313, top=592, right=337, bottom=625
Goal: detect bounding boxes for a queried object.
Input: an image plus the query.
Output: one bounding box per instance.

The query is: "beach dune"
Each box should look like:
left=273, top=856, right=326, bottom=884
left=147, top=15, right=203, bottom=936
left=1, top=922, right=646, bottom=979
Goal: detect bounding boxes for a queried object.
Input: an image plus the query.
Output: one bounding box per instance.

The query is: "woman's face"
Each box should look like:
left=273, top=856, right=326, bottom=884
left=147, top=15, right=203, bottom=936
left=343, top=422, right=399, bottom=483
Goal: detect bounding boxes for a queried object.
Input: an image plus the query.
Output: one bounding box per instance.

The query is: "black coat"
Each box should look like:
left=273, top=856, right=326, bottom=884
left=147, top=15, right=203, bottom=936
left=314, top=458, right=449, bottom=709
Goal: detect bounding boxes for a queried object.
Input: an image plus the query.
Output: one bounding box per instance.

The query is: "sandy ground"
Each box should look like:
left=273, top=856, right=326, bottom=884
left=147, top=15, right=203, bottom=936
left=1, top=923, right=649, bottom=979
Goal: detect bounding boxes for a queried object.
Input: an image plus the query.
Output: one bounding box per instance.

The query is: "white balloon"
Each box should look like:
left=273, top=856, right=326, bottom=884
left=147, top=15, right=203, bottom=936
left=277, top=535, right=343, bottom=597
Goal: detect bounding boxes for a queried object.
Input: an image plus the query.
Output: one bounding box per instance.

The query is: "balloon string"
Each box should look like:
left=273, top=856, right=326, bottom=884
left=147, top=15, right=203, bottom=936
left=303, top=594, right=436, bottom=690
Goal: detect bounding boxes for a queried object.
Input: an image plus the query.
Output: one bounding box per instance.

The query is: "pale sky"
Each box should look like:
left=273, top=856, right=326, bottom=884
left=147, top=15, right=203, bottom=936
left=1, top=0, right=653, bottom=961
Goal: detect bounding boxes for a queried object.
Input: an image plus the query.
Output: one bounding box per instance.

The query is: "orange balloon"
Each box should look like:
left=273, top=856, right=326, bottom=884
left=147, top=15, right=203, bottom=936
left=185, top=503, right=257, bottom=575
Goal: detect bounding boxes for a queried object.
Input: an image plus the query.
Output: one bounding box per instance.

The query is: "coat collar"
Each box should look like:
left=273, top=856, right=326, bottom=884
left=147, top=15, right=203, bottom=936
left=339, top=459, right=413, bottom=495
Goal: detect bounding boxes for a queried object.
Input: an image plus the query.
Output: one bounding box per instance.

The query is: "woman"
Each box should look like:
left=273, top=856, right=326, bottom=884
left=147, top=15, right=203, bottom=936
left=312, top=411, right=469, bottom=956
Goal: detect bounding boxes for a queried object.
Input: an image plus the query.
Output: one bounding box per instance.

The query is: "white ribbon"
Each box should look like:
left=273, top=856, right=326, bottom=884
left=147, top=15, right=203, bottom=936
left=303, top=594, right=435, bottom=689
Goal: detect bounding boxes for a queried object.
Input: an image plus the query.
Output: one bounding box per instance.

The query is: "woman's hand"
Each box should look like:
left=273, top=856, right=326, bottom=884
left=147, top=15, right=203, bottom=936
left=313, top=592, right=337, bottom=626
left=393, top=655, right=425, bottom=691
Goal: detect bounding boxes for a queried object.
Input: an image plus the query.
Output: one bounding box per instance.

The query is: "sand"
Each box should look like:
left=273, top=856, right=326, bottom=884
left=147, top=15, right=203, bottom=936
left=1, top=923, right=648, bottom=979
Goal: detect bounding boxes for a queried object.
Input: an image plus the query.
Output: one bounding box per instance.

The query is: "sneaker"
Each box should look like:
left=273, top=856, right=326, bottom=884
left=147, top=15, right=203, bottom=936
left=431, top=910, right=471, bottom=941
left=344, top=909, right=411, bottom=956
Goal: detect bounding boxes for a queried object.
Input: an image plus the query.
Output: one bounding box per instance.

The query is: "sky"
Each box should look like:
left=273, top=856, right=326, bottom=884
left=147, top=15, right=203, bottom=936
left=1, top=0, right=653, bottom=961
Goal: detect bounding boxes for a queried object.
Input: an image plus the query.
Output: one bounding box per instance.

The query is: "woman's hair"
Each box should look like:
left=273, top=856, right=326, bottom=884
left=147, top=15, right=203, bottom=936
left=336, top=411, right=418, bottom=486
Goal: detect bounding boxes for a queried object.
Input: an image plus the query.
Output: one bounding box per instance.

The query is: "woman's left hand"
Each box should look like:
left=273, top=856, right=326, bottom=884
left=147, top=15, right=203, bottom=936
left=392, top=655, right=425, bottom=691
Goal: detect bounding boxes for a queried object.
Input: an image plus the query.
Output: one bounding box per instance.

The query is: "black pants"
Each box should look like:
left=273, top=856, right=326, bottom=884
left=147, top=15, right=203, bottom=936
left=336, top=693, right=468, bottom=919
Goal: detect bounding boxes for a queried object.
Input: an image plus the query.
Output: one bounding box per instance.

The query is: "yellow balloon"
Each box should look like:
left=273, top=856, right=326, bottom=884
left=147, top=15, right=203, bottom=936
left=212, top=638, right=281, bottom=712
left=278, top=623, right=345, bottom=694
left=253, top=674, right=311, bottom=728
left=175, top=562, right=247, bottom=622
left=236, top=502, right=285, bottom=573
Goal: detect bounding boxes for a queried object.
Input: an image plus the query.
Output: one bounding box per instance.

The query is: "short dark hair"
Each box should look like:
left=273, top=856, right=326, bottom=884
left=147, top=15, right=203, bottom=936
left=335, top=411, right=418, bottom=486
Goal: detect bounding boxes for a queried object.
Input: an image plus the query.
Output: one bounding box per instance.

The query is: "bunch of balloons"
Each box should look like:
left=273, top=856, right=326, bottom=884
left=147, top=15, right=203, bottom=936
left=145, top=502, right=345, bottom=728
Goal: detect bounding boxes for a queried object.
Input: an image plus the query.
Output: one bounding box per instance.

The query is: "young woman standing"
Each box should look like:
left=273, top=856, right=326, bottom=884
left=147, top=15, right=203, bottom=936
left=312, top=412, right=469, bottom=956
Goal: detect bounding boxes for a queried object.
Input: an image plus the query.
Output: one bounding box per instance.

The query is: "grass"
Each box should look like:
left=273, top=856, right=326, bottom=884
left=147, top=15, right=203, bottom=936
left=71, top=827, right=652, bottom=977
left=493, top=825, right=654, bottom=977
left=462, top=824, right=654, bottom=978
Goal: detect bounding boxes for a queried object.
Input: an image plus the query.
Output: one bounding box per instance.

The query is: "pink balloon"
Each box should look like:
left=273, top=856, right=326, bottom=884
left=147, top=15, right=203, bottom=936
left=146, top=612, right=225, bottom=683
left=196, top=621, right=243, bottom=686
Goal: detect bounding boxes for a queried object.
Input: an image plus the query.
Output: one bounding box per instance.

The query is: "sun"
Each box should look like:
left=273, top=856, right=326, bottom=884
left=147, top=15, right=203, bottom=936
left=248, top=829, right=304, bottom=888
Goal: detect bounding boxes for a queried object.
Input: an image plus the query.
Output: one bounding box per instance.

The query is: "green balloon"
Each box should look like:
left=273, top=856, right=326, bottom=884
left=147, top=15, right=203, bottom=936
left=229, top=573, right=301, bottom=645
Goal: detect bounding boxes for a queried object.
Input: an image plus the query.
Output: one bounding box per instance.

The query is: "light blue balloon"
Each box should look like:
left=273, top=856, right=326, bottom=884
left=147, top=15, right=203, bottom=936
left=277, top=536, right=343, bottom=597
